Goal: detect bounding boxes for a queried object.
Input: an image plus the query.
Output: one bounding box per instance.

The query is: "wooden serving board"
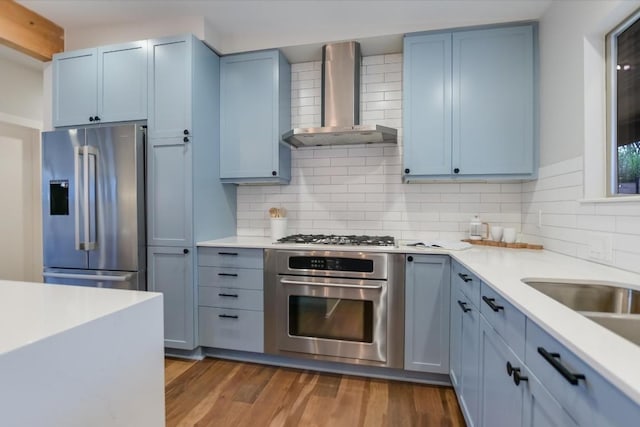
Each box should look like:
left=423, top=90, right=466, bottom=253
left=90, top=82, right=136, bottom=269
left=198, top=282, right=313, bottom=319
left=462, top=239, right=543, bottom=250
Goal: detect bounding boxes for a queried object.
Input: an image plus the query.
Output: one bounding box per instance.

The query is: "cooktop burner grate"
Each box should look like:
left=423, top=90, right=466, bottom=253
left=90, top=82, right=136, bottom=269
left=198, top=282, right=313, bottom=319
left=276, top=234, right=396, bottom=247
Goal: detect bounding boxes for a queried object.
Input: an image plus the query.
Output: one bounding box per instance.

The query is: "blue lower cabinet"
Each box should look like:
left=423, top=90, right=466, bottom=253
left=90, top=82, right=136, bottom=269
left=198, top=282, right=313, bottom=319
left=459, top=288, right=481, bottom=427
left=404, top=255, right=450, bottom=373
left=479, top=316, right=524, bottom=427
left=147, top=246, right=195, bottom=350
left=525, top=319, right=640, bottom=427
left=522, top=367, right=578, bottom=427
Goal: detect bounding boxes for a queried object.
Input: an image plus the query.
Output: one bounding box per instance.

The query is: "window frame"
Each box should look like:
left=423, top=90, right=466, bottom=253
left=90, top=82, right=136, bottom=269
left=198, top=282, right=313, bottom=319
left=606, top=8, right=640, bottom=197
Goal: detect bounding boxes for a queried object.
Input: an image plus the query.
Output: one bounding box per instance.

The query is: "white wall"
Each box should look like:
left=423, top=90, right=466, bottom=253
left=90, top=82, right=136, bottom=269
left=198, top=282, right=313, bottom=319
left=64, top=17, right=213, bottom=50
left=236, top=54, right=522, bottom=241
left=0, top=123, right=42, bottom=282
left=523, top=0, right=640, bottom=274
left=0, top=52, right=43, bottom=281
left=0, top=56, right=43, bottom=128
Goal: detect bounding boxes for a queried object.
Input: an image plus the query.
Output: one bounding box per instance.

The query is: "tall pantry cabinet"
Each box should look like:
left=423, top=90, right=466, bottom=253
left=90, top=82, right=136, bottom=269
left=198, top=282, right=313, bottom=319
left=146, top=35, right=236, bottom=350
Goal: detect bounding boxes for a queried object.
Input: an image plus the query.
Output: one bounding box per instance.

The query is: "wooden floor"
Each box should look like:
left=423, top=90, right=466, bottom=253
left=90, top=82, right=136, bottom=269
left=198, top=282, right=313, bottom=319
left=165, top=357, right=465, bottom=427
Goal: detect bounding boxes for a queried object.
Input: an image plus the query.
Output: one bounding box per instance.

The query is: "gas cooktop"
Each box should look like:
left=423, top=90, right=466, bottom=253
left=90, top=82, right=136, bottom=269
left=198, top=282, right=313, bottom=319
left=276, top=234, right=396, bottom=247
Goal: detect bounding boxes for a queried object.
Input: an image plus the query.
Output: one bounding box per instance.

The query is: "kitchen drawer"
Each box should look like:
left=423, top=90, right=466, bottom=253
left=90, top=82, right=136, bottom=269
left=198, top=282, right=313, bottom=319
left=480, top=282, right=525, bottom=359
left=198, top=266, right=263, bottom=290
left=525, top=319, right=640, bottom=427
left=198, top=307, right=264, bottom=353
left=452, top=261, right=481, bottom=307
left=199, top=286, right=263, bottom=311
left=198, top=247, right=263, bottom=269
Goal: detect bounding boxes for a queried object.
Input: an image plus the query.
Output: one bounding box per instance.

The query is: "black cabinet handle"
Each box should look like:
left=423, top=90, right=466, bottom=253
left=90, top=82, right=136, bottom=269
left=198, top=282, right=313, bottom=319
left=218, top=252, right=238, bottom=256
left=457, top=273, right=472, bottom=283
left=482, top=296, right=504, bottom=312
left=506, top=361, right=515, bottom=376
left=457, top=300, right=471, bottom=313
left=183, top=137, right=189, bottom=143
left=94, top=116, right=100, bottom=121
left=506, top=362, right=528, bottom=386
left=272, top=170, right=277, bottom=176
left=183, top=248, right=189, bottom=254
left=218, top=314, right=238, bottom=319
left=218, top=293, right=238, bottom=298
left=537, top=347, right=585, bottom=385
left=404, top=168, right=410, bottom=174
left=89, top=116, right=94, bottom=122
left=218, top=273, right=238, bottom=277
left=407, top=256, right=413, bottom=262
left=454, top=168, right=460, bottom=174
left=513, top=370, right=528, bottom=386
left=184, top=129, right=190, bottom=135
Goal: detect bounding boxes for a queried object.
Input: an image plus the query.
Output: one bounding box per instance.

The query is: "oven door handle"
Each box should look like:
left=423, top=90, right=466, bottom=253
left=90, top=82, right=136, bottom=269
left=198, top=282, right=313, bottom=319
left=279, top=278, right=382, bottom=290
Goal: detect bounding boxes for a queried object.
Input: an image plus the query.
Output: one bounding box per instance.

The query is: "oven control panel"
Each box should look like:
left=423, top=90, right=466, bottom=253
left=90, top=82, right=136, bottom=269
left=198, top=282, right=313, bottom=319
left=289, top=256, right=373, bottom=273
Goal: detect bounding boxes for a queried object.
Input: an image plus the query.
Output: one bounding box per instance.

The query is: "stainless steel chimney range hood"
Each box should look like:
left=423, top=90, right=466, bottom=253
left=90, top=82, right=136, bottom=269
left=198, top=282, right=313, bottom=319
left=282, top=41, right=398, bottom=148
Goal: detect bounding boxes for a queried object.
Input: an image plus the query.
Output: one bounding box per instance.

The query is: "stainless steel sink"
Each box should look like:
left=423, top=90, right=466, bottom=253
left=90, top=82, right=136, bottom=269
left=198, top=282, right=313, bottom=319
left=522, top=279, right=640, bottom=346
left=582, top=312, right=640, bottom=346
left=523, top=280, right=640, bottom=314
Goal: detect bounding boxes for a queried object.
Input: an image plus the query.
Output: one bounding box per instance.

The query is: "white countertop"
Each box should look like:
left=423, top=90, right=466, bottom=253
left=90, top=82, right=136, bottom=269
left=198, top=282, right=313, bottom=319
left=0, top=280, right=161, bottom=356
left=198, top=236, right=640, bottom=405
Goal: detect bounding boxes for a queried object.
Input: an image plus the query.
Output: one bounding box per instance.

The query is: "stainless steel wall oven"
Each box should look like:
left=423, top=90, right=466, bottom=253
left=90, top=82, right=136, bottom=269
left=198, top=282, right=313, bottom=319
left=264, top=249, right=404, bottom=368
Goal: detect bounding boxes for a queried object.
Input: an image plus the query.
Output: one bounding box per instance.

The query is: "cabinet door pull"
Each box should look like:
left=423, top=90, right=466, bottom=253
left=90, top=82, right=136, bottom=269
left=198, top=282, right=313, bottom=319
left=218, top=293, right=239, bottom=298
left=537, top=347, right=586, bottom=385
left=218, top=252, right=238, bottom=256
left=506, top=361, right=528, bottom=385
left=513, top=369, right=528, bottom=386
left=218, top=273, right=238, bottom=277
left=457, top=300, right=471, bottom=313
left=457, top=273, right=472, bottom=283
left=218, top=314, right=239, bottom=319
left=482, top=296, right=504, bottom=312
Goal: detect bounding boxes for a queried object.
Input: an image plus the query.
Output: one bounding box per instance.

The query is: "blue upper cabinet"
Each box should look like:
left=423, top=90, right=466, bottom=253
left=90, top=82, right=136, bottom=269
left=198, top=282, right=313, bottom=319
left=148, top=36, right=192, bottom=139
left=97, top=40, right=148, bottom=123
left=403, top=23, right=537, bottom=181
left=53, top=41, right=147, bottom=127
left=403, top=33, right=452, bottom=177
left=453, top=26, right=535, bottom=177
left=220, top=50, right=291, bottom=184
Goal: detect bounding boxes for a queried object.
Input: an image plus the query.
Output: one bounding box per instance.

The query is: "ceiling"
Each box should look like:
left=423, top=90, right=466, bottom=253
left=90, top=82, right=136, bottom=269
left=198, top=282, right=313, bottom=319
left=11, top=0, right=552, bottom=64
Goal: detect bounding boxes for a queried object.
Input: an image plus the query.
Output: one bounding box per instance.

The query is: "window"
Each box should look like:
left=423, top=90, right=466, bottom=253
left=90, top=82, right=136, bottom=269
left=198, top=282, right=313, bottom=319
left=607, top=10, right=640, bottom=195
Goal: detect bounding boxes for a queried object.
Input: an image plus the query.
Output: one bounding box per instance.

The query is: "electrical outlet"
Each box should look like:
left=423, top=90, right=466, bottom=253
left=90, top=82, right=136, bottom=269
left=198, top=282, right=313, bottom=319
left=588, top=233, right=613, bottom=262
left=537, top=209, right=542, bottom=229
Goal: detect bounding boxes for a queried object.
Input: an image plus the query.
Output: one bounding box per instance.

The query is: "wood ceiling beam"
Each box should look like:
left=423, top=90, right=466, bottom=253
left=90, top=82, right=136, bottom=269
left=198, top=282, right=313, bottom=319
left=0, top=0, right=63, bottom=62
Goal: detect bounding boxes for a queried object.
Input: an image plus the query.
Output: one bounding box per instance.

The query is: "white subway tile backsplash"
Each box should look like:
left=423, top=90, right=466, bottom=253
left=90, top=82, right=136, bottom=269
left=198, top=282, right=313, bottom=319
left=362, top=56, right=384, bottom=65
left=523, top=156, right=640, bottom=274
left=366, top=82, right=402, bottom=93
left=238, top=53, right=523, bottom=242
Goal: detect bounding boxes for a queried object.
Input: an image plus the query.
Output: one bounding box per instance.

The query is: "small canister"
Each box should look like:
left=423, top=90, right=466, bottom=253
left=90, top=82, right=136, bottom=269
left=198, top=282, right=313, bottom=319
left=469, top=215, right=489, bottom=240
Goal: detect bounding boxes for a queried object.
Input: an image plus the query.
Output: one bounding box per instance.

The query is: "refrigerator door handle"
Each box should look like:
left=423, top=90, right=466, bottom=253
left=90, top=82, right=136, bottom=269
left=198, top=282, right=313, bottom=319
left=74, top=146, right=82, bottom=251
left=43, top=272, right=133, bottom=282
left=84, top=145, right=98, bottom=250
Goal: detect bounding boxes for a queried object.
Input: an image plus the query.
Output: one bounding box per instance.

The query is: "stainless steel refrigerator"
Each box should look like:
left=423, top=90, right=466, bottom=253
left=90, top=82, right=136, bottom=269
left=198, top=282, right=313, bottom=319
left=42, top=123, right=146, bottom=290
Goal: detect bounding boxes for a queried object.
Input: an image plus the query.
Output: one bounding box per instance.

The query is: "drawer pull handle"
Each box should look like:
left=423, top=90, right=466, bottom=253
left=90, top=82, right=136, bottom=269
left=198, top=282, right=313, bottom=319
left=218, top=314, right=239, bottom=319
left=458, top=273, right=473, bottom=283
left=506, top=362, right=528, bottom=386
left=457, top=300, right=471, bottom=313
left=218, top=273, right=238, bottom=277
left=218, top=252, right=238, bottom=256
left=218, top=293, right=239, bottom=298
left=537, top=347, right=586, bottom=385
left=482, top=296, right=504, bottom=312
